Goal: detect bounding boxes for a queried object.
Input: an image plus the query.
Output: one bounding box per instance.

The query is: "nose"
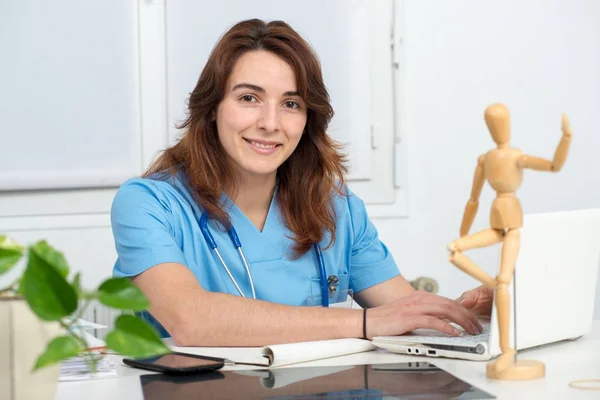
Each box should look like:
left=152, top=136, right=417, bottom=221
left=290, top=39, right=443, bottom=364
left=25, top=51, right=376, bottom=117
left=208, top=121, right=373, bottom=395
left=258, top=102, right=280, bottom=133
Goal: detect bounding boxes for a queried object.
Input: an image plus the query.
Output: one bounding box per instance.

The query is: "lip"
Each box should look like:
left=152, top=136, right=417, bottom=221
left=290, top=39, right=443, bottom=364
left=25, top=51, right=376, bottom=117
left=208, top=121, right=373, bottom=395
left=243, top=138, right=281, bottom=146
left=243, top=138, right=281, bottom=155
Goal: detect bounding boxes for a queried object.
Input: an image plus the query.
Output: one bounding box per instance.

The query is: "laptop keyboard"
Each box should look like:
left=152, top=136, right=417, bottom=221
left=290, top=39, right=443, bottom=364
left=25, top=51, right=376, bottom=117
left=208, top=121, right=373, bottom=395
left=397, top=320, right=491, bottom=345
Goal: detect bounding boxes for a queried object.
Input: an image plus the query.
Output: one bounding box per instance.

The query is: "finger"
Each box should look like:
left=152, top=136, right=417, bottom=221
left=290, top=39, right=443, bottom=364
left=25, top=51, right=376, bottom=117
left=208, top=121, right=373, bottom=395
left=415, top=299, right=482, bottom=335
left=429, top=307, right=481, bottom=335
left=469, top=301, right=493, bottom=317
left=461, top=300, right=479, bottom=315
left=459, top=295, right=477, bottom=309
left=462, top=287, right=491, bottom=311
left=405, top=316, right=462, bottom=337
left=469, top=289, right=494, bottom=316
left=429, top=293, right=483, bottom=332
left=409, top=302, right=479, bottom=335
left=412, top=291, right=482, bottom=332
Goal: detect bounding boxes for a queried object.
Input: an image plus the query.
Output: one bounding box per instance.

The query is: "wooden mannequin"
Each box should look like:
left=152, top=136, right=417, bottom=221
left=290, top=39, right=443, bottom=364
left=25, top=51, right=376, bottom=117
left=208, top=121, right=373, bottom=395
left=447, top=103, right=572, bottom=380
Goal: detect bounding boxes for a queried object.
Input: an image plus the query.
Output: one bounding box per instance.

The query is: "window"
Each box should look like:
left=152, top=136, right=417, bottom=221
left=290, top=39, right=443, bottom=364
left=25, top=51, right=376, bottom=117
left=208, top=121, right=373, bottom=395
left=0, top=0, right=408, bottom=221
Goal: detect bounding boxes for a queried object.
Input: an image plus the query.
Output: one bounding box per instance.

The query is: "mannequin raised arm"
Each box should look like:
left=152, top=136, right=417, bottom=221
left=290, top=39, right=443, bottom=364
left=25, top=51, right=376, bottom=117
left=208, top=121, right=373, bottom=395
left=518, top=113, right=572, bottom=172
left=459, top=155, right=486, bottom=237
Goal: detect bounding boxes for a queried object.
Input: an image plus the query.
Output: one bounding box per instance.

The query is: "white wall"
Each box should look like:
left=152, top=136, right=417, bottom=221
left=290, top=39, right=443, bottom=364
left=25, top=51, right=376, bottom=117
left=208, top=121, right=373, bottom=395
left=373, top=0, right=600, bottom=319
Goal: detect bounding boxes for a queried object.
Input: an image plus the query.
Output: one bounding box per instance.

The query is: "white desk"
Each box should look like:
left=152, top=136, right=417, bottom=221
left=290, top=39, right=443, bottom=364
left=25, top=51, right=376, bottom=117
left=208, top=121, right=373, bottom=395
left=56, top=321, right=600, bottom=400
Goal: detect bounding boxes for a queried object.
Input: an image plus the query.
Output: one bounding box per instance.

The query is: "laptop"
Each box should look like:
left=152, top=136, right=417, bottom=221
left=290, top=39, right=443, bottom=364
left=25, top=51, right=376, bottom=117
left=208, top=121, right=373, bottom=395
left=372, top=208, right=600, bottom=361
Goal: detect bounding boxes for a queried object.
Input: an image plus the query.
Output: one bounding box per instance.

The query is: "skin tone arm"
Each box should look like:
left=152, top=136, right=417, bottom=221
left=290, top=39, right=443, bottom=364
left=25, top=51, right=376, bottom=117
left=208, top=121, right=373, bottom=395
left=459, top=155, right=486, bottom=237
left=353, top=275, right=415, bottom=308
left=518, top=113, right=572, bottom=172
left=133, top=263, right=483, bottom=347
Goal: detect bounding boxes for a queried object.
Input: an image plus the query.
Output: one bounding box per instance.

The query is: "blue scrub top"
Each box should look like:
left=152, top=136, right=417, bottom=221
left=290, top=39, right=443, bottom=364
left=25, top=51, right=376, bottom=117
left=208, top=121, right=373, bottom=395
left=111, top=171, right=400, bottom=337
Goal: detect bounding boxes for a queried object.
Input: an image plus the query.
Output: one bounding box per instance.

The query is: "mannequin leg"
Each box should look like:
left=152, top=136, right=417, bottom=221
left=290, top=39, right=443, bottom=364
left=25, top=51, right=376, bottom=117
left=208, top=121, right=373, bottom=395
left=492, top=228, right=519, bottom=372
left=486, top=227, right=545, bottom=379
left=448, top=229, right=503, bottom=288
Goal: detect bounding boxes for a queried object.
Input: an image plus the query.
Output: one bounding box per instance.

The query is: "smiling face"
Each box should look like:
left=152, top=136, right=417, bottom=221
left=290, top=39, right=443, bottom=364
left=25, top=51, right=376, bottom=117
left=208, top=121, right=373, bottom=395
left=215, top=50, right=308, bottom=184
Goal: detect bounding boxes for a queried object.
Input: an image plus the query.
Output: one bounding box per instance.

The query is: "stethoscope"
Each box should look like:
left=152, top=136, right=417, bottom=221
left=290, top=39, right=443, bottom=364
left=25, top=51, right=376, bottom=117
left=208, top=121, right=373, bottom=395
left=199, top=212, right=336, bottom=307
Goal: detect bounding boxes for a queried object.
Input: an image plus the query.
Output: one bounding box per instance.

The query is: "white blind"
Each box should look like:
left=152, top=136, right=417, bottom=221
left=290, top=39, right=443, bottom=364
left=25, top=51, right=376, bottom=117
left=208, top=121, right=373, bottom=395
left=0, top=0, right=140, bottom=191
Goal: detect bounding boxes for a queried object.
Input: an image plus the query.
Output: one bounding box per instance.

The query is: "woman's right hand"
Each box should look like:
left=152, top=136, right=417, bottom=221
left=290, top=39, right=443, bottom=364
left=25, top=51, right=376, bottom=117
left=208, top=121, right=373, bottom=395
left=366, top=290, right=483, bottom=338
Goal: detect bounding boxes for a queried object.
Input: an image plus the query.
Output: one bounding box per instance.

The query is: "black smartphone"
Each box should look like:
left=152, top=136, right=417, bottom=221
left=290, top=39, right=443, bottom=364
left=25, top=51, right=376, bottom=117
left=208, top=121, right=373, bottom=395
left=122, top=352, right=226, bottom=375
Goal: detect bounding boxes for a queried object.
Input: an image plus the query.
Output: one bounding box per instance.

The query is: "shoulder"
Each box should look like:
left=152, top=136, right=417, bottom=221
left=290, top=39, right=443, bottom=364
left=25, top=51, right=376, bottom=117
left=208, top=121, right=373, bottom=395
left=329, top=184, right=369, bottom=223
left=111, top=170, right=193, bottom=215
left=113, top=176, right=171, bottom=207
left=481, top=148, right=523, bottom=164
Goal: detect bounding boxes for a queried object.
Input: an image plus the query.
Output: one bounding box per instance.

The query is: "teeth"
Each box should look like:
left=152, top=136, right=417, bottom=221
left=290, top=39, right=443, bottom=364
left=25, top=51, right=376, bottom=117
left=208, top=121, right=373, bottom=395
left=249, top=140, right=277, bottom=149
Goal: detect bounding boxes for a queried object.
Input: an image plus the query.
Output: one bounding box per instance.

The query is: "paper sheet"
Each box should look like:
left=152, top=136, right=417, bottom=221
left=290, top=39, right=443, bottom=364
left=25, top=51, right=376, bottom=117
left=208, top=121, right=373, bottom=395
left=58, top=332, right=114, bottom=382
left=59, top=351, right=116, bottom=382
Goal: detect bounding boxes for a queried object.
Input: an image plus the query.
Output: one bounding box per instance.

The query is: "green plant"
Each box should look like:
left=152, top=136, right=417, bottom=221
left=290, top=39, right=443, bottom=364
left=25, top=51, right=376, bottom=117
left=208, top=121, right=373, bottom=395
left=0, top=235, right=170, bottom=371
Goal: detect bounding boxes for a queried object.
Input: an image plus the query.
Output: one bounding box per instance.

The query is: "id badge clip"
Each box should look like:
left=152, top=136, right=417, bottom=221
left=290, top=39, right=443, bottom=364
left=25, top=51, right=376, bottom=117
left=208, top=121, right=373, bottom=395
left=305, top=287, right=356, bottom=309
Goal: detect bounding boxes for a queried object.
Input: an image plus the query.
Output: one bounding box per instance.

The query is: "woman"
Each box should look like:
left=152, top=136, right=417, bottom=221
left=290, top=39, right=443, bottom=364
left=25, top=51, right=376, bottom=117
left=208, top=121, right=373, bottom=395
left=111, top=19, right=491, bottom=346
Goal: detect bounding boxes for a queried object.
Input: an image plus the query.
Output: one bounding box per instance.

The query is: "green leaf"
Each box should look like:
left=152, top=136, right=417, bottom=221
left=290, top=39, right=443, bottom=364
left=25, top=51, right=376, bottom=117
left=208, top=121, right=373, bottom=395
left=71, top=272, right=81, bottom=297
left=97, top=278, right=149, bottom=311
left=0, top=235, right=25, bottom=251
left=30, top=240, right=70, bottom=278
left=106, top=315, right=171, bottom=358
left=0, top=236, right=24, bottom=275
left=33, top=335, right=82, bottom=370
left=21, top=248, right=78, bottom=320
left=0, top=249, right=22, bottom=276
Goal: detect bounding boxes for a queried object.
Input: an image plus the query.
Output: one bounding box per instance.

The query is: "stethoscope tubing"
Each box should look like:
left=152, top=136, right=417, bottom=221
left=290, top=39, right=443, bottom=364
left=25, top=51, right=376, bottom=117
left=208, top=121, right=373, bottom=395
left=313, top=243, right=329, bottom=307
left=200, top=212, right=327, bottom=306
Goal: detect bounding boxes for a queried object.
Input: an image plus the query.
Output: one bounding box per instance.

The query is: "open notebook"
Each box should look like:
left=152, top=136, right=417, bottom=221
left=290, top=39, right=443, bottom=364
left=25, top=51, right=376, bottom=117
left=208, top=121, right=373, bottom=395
left=170, top=338, right=376, bottom=368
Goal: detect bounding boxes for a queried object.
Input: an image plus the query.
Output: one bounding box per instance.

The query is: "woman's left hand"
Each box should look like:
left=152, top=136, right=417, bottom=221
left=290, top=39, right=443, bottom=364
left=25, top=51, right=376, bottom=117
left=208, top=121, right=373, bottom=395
left=456, top=285, right=494, bottom=317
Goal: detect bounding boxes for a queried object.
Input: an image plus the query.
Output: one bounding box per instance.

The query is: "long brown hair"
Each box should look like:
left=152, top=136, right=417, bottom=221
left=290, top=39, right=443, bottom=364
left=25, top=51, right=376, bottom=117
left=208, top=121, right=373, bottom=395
left=144, top=19, right=348, bottom=256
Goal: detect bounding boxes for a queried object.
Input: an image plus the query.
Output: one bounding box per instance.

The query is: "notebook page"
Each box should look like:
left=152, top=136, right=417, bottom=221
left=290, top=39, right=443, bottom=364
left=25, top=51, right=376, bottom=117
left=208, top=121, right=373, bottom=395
left=263, top=338, right=376, bottom=368
left=169, top=338, right=376, bottom=368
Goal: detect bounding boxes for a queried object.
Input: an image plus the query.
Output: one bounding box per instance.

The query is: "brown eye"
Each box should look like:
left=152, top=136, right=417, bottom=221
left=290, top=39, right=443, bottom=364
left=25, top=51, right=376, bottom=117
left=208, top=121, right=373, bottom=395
left=284, top=101, right=299, bottom=109
left=240, top=95, right=255, bottom=102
